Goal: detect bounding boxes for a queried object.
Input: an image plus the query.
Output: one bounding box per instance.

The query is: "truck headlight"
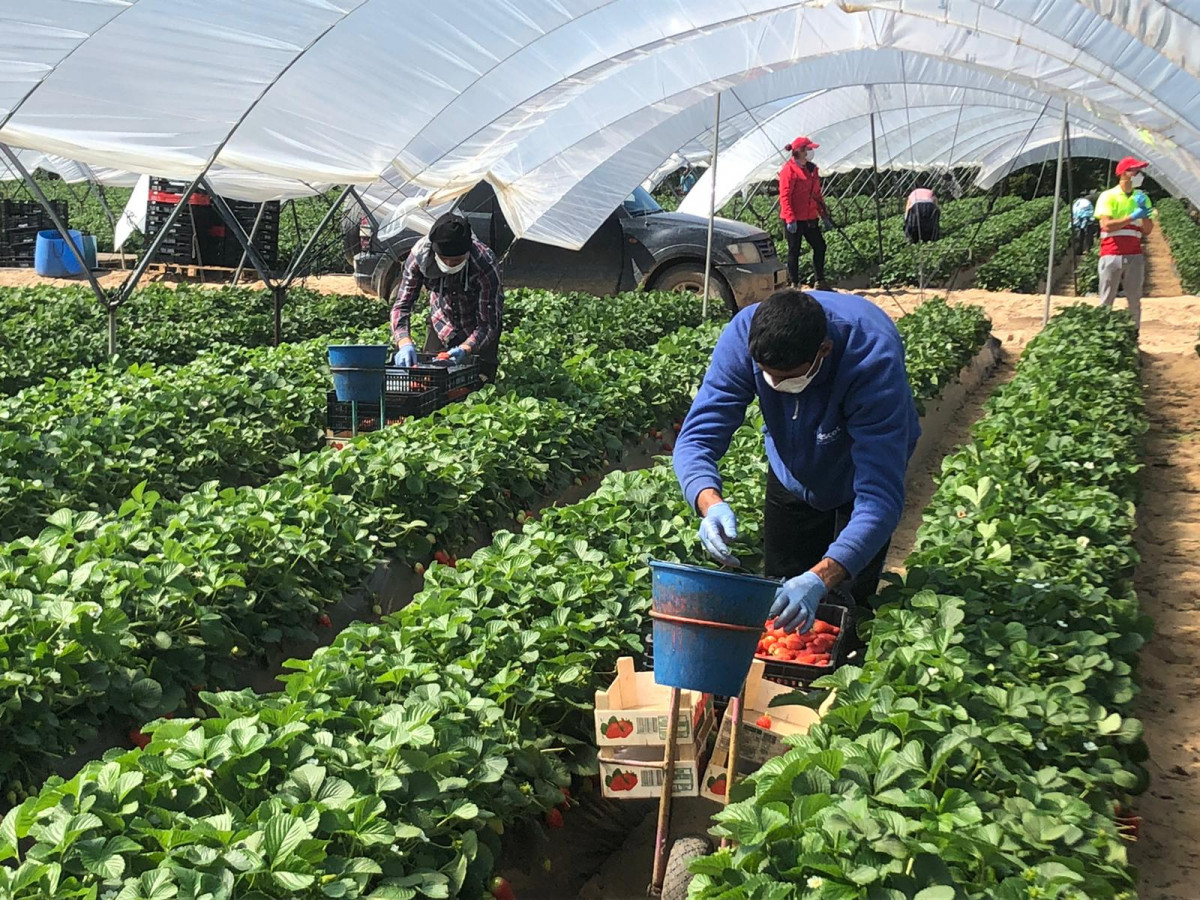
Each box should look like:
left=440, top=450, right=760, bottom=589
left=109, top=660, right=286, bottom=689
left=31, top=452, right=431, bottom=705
left=726, top=242, right=762, bottom=265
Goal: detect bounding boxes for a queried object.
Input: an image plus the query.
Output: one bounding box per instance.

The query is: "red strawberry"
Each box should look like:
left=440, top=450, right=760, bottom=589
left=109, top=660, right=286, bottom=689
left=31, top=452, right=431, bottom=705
left=620, top=772, right=637, bottom=791
left=756, top=715, right=773, bottom=730
left=414, top=562, right=426, bottom=576
left=619, top=719, right=634, bottom=737
left=129, top=729, right=150, bottom=750
left=317, top=614, right=333, bottom=629
left=489, top=876, right=517, bottom=900
left=434, top=550, right=451, bottom=566
left=545, top=808, right=564, bottom=828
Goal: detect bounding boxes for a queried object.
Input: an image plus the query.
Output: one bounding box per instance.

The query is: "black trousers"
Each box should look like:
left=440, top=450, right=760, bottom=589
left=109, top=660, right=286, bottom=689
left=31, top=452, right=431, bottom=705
left=785, top=219, right=827, bottom=285
left=423, top=321, right=500, bottom=383
left=763, top=466, right=890, bottom=613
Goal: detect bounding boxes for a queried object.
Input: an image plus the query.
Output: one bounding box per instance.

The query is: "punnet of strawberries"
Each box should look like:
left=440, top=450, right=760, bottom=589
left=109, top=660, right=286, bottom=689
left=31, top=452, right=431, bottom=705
left=755, top=617, right=839, bottom=666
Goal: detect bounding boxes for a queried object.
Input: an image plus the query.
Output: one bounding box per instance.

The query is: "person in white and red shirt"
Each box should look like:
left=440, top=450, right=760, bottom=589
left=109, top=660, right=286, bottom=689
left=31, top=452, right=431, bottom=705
left=779, top=136, right=833, bottom=290
left=1094, top=157, right=1156, bottom=331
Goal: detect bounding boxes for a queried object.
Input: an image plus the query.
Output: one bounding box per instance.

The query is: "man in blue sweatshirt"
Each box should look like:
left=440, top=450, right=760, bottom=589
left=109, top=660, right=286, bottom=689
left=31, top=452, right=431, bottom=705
left=673, top=289, right=919, bottom=634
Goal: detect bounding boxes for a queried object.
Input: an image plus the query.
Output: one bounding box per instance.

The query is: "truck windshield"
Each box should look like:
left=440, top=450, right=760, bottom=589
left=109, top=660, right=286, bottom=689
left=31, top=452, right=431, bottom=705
left=622, top=187, right=664, bottom=217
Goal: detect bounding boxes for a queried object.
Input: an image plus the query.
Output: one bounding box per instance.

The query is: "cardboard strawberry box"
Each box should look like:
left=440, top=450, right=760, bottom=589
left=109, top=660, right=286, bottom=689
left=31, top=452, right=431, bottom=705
left=594, top=656, right=712, bottom=747
left=599, top=710, right=714, bottom=800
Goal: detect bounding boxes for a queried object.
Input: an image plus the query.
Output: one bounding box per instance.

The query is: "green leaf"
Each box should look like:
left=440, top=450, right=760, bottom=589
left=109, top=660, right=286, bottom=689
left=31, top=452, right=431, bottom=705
left=263, top=815, right=309, bottom=865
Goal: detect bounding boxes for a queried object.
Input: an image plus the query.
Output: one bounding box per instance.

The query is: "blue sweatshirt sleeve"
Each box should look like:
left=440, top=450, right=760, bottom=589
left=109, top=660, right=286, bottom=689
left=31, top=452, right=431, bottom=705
left=825, top=338, right=917, bottom=576
left=673, top=313, right=758, bottom=510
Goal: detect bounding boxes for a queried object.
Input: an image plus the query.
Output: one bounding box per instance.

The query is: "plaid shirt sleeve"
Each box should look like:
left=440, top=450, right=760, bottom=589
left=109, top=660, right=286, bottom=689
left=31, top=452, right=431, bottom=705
left=462, top=246, right=504, bottom=353
left=390, top=252, right=424, bottom=345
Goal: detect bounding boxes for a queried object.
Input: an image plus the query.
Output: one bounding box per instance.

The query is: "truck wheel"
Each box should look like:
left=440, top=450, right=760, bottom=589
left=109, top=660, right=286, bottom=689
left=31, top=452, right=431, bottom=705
left=652, top=264, right=736, bottom=317
left=660, top=835, right=712, bottom=900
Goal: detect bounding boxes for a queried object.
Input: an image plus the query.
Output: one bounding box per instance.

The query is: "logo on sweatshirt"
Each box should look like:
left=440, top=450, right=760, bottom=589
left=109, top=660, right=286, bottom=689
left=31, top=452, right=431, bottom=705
left=816, top=426, right=843, bottom=445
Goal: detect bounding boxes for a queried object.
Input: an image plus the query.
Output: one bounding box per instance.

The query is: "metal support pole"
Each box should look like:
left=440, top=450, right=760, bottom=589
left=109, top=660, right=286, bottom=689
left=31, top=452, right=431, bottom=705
left=107, top=304, right=118, bottom=358
left=702, top=92, right=721, bottom=319
left=1044, top=104, right=1068, bottom=326
left=0, top=143, right=108, bottom=304
left=869, top=113, right=885, bottom=268
left=283, top=184, right=355, bottom=287
left=201, top=180, right=277, bottom=286
left=233, top=202, right=268, bottom=284
left=272, top=283, right=285, bottom=347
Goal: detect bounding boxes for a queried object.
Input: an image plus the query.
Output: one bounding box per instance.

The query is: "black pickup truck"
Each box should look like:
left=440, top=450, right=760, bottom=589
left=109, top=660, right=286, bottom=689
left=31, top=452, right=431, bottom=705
left=349, top=183, right=786, bottom=314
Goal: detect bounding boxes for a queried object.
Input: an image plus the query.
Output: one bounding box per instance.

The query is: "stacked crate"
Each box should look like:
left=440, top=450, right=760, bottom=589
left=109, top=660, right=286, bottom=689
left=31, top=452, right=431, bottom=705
left=144, top=178, right=279, bottom=269
left=0, top=199, right=70, bottom=268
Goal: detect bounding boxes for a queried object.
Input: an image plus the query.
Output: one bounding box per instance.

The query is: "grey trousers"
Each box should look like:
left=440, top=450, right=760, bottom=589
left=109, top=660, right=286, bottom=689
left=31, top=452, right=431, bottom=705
left=1098, top=254, right=1145, bottom=328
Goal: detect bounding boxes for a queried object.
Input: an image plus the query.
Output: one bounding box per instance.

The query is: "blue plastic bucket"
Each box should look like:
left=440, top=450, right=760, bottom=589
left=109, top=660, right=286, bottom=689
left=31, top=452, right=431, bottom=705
left=328, top=344, right=390, bottom=402
left=34, top=229, right=86, bottom=277
left=649, top=560, right=779, bottom=696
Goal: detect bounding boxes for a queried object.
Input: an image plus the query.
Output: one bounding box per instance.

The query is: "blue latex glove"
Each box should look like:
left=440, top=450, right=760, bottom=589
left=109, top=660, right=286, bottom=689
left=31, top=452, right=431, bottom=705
left=394, top=344, right=418, bottom=367
left=1129, top=207, right=1149, bottom=221
left=1134, top=190, right=1150, bottom=210
left=698, top=502, right=739, bottom=567
left=785, top=221, right=798, bottom=234
left=769, top=571, right=826, bottom=634
left=447, top=346, right=471, bottom=365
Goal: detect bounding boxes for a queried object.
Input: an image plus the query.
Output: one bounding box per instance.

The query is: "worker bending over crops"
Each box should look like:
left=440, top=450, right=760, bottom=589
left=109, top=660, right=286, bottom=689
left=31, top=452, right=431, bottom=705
left=673, top=289, right=919, bottom=635
left=391, top=212, right=505, bottom=381
left=778, top=136, right=833, bottom=291
left=1094, top=156, right=1155, bottom=332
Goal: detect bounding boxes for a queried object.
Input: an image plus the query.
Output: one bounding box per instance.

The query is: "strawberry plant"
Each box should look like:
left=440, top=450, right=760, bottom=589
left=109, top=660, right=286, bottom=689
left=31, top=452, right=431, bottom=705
left=877, top=196, right=1056, bottom=288
left=0, top=284, right=391, bottom=395
left=975, top=207, right=1071, bottom=293
left=0, top=287, right=703, bottom=541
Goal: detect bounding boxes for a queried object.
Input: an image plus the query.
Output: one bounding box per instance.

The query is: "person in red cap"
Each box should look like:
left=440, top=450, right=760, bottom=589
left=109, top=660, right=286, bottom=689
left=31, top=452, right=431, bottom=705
left=1093, top=156, right=1156, bottom=330
left=778, top=136, right=834, bottom=291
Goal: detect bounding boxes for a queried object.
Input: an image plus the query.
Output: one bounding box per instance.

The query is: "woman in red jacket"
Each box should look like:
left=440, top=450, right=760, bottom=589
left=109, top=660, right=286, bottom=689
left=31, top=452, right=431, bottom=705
left=779, top=136, right=833, bottom=290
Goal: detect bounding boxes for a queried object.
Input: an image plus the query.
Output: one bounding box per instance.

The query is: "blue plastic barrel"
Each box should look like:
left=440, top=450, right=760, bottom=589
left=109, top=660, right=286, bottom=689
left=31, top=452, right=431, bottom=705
left=649, top=560, right=779, bottom=696
left=328, top=344, right=390, bottom=402
left=34, top=229, right=87, bottom=277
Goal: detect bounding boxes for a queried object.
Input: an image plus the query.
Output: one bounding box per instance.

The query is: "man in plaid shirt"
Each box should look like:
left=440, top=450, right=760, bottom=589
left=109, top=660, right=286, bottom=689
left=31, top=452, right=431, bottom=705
left=391, top=212, right=505, bottom=381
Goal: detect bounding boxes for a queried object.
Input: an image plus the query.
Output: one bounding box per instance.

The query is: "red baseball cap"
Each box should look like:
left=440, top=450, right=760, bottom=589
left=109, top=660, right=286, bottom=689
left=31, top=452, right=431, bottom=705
left=785, top=136, right=819, bottom=152
left=1115, top=156, right=1149, bottom=175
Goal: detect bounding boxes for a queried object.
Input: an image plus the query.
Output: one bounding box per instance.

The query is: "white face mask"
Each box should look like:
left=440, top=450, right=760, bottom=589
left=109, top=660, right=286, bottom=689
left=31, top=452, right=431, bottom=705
left=436, top=255, right=467, bottom=275
left=763, top=357, right=823, bottom=394
left=1131, top=172, right=1145, bottom=188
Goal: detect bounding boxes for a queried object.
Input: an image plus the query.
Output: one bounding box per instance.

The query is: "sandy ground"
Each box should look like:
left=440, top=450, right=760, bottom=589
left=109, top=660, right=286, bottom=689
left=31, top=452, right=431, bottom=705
left=1127, top=352, right=1200, bottom=898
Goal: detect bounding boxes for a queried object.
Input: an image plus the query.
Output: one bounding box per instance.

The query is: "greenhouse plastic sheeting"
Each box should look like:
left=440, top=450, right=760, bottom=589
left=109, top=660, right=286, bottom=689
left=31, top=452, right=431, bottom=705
left=2, top=1, right=1199, bottom=249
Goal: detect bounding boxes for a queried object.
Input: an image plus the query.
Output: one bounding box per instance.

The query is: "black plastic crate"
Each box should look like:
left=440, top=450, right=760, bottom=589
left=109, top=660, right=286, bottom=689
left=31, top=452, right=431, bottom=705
left=385, top=354, right=481, bottom=403
left=757, top=602, right=854, bottom=688
left=325, top=388, right=440, bottom=436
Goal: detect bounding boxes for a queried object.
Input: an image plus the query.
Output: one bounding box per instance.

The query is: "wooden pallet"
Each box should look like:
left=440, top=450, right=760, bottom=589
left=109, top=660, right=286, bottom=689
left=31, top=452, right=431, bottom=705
left=142, top=262, right=257, bottom=281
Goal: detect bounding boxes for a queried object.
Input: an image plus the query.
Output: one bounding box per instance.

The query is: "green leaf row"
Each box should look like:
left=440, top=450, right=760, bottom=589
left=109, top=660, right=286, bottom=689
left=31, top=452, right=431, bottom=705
left=877, top=197, right=1057, bottom=288
left=0, top=299, right=993, bottom=900
left=793, top=196, right=1024, bottom=288
left=0, top=319, right=717, bottom=798
left=0, top=284, right=391, bottom=396
left=974, top=207, right=1071, bottom=293
left=0, top=288, right=703, bottom=542
left=691, top=305, right=1146, bottom=900
left=1152, top=198, right=1200, bottom=293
